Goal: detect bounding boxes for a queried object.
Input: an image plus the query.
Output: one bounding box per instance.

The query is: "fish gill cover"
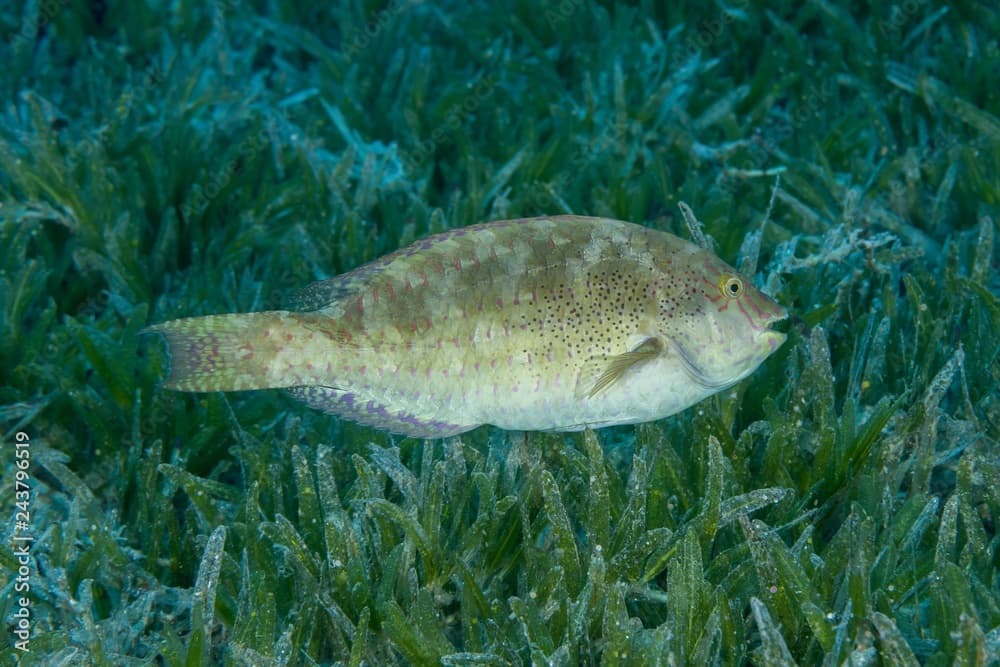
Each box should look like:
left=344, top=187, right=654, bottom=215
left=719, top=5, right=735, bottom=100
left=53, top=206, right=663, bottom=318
left=0, top=1, right=998, bottom=665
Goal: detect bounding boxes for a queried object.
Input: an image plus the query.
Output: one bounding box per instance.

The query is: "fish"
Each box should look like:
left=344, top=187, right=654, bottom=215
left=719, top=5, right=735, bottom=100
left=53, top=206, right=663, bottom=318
left=145, top=215, right=787, bottom=437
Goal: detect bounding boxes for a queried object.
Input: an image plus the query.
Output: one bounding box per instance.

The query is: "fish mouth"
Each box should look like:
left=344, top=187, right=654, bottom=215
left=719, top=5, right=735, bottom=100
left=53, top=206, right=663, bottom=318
left=760, top=306, right=789, bottom=350
left=759, top=299, right=789, bottom=328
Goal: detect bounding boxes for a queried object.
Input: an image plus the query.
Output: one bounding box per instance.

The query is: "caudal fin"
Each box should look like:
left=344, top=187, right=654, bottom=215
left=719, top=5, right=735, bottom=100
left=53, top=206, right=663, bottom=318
left=144, top=312, right=291, bottom=392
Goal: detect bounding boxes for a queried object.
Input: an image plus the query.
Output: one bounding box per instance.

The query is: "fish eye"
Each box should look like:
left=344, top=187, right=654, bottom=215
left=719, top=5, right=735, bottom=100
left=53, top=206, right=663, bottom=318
left=721, top=276, right=744, bottom=298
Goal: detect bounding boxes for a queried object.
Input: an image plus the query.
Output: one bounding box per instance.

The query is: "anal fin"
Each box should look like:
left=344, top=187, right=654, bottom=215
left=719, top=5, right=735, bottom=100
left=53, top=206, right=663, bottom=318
left=287, top=386, right=477, bottom=438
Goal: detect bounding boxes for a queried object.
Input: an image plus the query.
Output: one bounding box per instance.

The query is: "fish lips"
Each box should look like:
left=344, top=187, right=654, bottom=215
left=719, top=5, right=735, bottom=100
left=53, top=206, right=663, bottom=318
left=759, top=305, right=789, bottom=352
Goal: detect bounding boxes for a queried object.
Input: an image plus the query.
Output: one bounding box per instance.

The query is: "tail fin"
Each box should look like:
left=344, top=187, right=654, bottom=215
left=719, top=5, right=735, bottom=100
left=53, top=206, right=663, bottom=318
left=144, top=312, right=295, bottom=392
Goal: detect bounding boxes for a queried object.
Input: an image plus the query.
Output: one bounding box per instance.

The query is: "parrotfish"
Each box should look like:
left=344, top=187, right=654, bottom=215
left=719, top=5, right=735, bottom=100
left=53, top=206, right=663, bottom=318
left=146, top=215, right=787, bottom=437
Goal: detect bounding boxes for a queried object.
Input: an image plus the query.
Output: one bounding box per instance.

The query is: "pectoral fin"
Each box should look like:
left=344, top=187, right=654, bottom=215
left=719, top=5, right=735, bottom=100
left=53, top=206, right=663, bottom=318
left=576, top=337, right=664, bottom=399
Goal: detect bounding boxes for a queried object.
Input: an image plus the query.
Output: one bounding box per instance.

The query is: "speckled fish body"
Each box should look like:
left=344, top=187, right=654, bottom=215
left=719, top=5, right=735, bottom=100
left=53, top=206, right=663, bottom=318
left=147, top=215, right=787, bottom=437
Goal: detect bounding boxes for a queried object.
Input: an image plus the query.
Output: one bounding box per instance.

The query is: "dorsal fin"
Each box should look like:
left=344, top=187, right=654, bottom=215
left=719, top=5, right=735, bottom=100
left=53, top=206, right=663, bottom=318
left=284, top=276, right=354, bottom=311
left=283, top=217, right=602, bottom=311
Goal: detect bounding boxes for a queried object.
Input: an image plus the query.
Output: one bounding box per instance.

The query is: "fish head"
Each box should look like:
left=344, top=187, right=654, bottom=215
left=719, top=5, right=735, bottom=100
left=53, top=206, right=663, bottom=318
left=654, top=249, right=787, bottom=390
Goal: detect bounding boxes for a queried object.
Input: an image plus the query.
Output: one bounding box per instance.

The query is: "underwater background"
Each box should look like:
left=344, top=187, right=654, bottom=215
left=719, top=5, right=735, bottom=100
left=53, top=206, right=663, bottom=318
left=1, top=0, right=998, bottom=664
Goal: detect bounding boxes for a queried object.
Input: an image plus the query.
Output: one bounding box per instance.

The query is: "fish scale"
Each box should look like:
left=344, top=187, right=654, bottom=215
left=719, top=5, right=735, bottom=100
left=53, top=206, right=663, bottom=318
left=145, top=215, right=787, bottom=437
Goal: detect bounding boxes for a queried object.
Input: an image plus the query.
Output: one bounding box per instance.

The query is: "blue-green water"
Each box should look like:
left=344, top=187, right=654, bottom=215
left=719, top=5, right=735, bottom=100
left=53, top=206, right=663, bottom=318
left=0, top=1, right=997, bottom=663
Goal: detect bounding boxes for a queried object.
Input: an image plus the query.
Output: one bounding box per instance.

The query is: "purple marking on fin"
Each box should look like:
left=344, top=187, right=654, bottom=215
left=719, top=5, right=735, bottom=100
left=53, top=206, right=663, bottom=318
left=366, top=400, right=393, bottom=421
left=285, top=386, right=475, bottom=438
